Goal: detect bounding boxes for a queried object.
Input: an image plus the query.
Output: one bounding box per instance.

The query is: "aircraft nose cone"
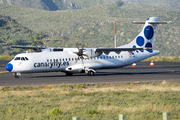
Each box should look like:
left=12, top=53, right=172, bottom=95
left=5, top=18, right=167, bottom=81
left=6, top=63, right=13, bottom=72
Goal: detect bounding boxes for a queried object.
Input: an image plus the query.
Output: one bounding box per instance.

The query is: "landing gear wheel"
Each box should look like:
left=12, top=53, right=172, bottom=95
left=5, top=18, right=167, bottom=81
left=87, top=71, right=94, bottom=76
left=13, top=73, right=21, bottom=78
left=65, top=73, right=73, bottom=76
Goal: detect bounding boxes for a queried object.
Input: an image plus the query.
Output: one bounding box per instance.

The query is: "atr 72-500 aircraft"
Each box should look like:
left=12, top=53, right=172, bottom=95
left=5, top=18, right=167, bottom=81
left=6, top=17, right=172, bottom=78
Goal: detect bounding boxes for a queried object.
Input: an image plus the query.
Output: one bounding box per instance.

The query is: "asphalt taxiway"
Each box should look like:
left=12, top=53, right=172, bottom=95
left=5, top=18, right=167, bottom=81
left=0, top=60, right=180, bottom=86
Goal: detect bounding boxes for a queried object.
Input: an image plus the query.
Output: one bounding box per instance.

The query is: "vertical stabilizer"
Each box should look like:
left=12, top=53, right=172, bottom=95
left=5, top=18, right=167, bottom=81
left=119, top=17, right=171, bottom=49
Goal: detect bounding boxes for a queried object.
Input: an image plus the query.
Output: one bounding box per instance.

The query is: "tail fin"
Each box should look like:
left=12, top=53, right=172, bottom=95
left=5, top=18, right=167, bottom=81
left=119, top=17, right=172, bottom=49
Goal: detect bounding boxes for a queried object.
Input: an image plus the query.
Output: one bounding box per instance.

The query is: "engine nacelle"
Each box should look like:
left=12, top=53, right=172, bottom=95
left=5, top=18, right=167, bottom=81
left=83, top=49, right=102, bottom=58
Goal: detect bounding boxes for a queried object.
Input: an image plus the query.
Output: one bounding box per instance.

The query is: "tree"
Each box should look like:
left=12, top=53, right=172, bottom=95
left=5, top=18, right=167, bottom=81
left=116, top=0, right=123, bottom=7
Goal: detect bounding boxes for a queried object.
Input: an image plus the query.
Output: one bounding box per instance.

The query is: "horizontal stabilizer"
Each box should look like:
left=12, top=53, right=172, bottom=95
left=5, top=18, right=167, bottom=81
left=132, top=21, right=145, bottom=24
left=148, top=21, right=173, bottom=24
left=133, top=21, right=173, bottom=24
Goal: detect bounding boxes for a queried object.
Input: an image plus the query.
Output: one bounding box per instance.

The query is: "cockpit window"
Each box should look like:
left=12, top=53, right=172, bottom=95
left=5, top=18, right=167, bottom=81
left=21, top=57, right=25, bottom=60
left=25, top=57, right=29, bottom=60
left=14, top=57, right=29, bottom=61
left=14, top=57, right=20, bottom=60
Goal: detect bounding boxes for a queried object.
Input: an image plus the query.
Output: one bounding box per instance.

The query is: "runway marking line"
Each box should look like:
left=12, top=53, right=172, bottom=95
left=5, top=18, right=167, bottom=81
left=0, top=71, right=9, bottom=74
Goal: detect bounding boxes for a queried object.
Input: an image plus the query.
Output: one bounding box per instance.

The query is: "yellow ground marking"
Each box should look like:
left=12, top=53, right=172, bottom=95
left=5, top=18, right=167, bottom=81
left=0, top=71, right=9, bottom=74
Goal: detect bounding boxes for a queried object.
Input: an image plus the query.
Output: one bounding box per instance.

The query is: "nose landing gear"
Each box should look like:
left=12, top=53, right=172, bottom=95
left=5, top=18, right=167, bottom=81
left=13, top=73, right=21, bottom=78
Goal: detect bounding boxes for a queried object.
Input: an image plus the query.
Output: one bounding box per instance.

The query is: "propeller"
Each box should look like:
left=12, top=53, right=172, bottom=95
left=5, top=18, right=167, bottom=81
left=74, top=40, right=88, bottom=69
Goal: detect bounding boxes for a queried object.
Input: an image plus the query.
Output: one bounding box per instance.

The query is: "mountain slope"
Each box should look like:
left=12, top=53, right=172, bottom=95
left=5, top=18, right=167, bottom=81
left=125, top=0, right=180, bottom=9
left=0, top=15, right=44, bottom=55
left=71, top=0, right=123, bottom=8
left=0, top=3, right=180, bottom=56
left=0, top=0, right=80, bottom=10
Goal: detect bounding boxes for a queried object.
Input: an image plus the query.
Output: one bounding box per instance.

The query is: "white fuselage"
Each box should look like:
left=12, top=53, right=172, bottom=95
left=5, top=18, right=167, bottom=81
left=8, top=48, right=160, bottom=74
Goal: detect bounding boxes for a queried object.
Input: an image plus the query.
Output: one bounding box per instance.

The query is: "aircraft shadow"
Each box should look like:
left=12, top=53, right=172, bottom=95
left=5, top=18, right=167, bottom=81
left=24, top=70, right=180, bottom=78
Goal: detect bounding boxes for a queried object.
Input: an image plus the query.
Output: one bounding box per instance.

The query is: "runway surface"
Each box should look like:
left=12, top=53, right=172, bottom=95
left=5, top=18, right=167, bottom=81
left=0, top=60, right=180, bottom=86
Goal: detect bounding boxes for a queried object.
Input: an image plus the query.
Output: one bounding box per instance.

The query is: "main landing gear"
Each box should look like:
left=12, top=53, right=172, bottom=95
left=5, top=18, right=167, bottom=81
left=87, top=70, right=95, bottom=76
left=65, top=69, right=96, bottom=76
left=85, top=67, right=96, bottom=76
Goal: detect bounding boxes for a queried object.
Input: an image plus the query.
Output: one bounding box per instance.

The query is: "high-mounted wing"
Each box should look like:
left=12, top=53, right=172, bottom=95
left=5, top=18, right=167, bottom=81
left=11, top=46, right=63, bottom=52
left=95, top=47, right=144, bottom=55
left=11, top=46, right=47, bottom=50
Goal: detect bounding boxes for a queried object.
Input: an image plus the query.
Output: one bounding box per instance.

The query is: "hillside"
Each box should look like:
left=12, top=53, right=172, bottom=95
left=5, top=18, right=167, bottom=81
left=0, top=0, right=80, bottom=10
left=126, top=0, right=180, bottom=9
left=71, top=0, right=123, bottom=8
left=0, top=15, right=46, bottom=55
left=71, top=0, right=180, bottom=9
left=0, top=3, right=180, bottom=56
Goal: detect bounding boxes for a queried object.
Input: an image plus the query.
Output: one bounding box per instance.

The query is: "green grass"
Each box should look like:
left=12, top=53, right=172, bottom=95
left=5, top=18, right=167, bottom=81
left=0, top=82, right=180, bottom=119
left=0, top=54, right=14, bottom=60
left=142, top=56, right=180, bottom=62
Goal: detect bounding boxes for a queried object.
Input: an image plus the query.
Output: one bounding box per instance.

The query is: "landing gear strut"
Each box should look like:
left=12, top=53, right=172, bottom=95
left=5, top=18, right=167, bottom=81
left=84, top=67, right=96, bottom=76
left=13, top=73, right=21, bottom=78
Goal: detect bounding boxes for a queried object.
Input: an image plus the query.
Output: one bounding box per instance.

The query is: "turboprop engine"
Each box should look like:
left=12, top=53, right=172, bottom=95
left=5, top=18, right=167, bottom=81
left=82, top=49, right=102, bottom=58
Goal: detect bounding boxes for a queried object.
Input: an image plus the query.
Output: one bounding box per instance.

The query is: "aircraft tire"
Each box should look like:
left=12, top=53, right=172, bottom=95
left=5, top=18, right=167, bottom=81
left=66, top=73, right=73, bottom=76
left=87, top=71, right=94, bottom=76
left=14, top=73, right=21, bottom=78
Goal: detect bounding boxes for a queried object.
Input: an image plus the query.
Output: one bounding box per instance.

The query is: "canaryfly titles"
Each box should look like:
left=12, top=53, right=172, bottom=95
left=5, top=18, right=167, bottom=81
left=33, top=61, right=70, bottom=68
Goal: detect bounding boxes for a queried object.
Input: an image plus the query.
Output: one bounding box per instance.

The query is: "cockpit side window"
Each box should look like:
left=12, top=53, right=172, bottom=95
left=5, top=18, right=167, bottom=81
left=25, top=57, right=29, bottom=60
left=14, top=57, right=20, bottom=60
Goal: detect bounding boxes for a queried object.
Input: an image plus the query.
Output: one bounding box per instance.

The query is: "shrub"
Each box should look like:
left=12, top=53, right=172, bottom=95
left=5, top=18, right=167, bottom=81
left=49, top=108, right=61, bottom=115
